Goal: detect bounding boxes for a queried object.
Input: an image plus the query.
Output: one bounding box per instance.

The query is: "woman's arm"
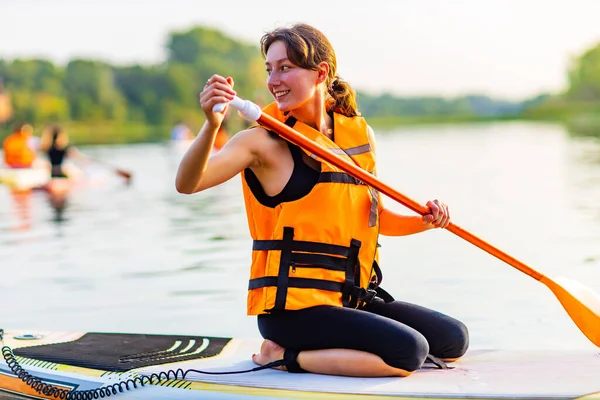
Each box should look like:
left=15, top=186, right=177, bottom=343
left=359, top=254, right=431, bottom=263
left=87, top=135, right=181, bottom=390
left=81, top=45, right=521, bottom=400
left=67, top=146, right=89, bottom=162
left=175, top=126, right=261, bottom=194
left=379, top=195, right=450, bottom=236
left=176, top=74, right=260, bottom=194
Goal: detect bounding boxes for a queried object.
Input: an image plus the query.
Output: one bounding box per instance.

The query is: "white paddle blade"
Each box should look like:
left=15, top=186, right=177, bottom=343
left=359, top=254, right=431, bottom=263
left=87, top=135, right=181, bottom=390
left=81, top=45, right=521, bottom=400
left=545, top=276, right=600, bottom=347
left=554, top=277, right=600, bottom=315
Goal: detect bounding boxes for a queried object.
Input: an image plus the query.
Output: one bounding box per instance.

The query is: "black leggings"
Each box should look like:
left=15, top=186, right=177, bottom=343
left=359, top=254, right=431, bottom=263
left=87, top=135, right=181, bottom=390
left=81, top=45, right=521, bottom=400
left=257, top=298, right=469, bottom=372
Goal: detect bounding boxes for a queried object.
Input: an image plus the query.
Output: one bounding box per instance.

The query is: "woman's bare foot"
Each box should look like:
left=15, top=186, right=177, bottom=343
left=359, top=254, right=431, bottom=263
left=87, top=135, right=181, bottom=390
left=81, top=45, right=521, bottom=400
left=252, top=339, right=287, bottom=371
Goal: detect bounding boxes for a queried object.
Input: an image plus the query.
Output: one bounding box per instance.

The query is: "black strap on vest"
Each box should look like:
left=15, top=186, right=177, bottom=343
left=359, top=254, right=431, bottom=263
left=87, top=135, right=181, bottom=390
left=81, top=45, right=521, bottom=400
left=352, top=260, right=392, bottom=306
left=284, top=116, right=297, bottom=127
left=253, top=240, right=352, bottom=257
left=366, top=260, right=395, bottom=304
left=248, top=277, right=343, bottom=292
left=342, top=239, right=361, bottom=307
left=274, top=227, right=294, bottom=310
left=249, top=227, right=362, bottom=311
left=374, top=286, right=395, bottom=303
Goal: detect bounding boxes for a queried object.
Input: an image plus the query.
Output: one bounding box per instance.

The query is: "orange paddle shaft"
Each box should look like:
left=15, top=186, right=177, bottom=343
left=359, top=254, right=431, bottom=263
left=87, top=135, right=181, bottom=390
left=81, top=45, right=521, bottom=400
left=257, top=112, right=545, bottom=282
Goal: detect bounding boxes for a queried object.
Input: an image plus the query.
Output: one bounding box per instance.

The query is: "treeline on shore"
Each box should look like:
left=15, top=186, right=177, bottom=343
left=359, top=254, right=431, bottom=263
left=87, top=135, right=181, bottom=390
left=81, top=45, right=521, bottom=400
left=1, top=26, right=599, bottom=144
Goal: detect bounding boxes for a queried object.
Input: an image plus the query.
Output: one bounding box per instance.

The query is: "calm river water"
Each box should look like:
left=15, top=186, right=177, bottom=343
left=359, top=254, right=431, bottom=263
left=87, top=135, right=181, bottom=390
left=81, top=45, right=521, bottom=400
left=1, top=121, right=599, bottom=351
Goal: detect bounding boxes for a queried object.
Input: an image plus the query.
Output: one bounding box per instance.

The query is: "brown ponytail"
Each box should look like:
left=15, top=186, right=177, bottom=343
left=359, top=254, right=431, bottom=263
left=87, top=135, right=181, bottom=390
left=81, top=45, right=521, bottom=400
left=261, top=24, right=359, bottom=118
left=327, top=76, right=358, bottom=118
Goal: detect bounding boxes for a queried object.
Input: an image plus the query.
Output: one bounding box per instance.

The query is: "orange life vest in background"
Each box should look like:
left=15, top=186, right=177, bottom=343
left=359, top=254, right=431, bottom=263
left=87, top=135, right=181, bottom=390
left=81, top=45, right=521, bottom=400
left=3, top=132, right=36, bottom=168
left=243, top=102, right=380, bottom=315
left=213, top=126, right=229, bottom=151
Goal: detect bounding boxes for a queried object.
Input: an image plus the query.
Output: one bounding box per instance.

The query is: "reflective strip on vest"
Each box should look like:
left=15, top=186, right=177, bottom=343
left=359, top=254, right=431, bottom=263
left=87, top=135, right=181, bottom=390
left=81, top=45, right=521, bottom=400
left=328, top=143, right=371, bottom=156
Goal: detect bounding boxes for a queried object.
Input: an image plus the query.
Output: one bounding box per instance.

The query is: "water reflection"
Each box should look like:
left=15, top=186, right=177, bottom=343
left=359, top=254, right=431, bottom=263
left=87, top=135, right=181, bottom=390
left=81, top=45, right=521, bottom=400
left=566, top=116, right=600, bottom=140
left=4, top=186, right=69, bottom=231
left=566, top=136, right=600, bottom=226
left=47, top=188, right=69, bottom=223
left=7, top=188, right=33, bottom=231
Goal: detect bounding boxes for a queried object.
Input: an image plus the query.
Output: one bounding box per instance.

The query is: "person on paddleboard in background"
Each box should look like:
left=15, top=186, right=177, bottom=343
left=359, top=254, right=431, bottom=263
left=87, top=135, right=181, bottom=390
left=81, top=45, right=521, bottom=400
left=176, top=23, right=468, bottom=378
left=170, top=121, right=194, bottom=141
left=38, top=124, right=87, bottom=179
left=171, top=118, right=228, bottom=151
left=2, top=123, right=37, bottom=168
left=37, top=125, right=86, bottom=220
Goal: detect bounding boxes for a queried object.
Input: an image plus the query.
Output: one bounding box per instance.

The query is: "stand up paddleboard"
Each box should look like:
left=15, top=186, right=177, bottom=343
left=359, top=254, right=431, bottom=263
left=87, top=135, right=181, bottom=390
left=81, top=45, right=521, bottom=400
left=1, top=329, right=599, bottom=399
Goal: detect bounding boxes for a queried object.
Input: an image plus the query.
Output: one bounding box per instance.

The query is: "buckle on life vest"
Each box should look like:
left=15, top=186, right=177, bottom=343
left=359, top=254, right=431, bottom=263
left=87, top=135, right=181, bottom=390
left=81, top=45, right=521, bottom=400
left=355, top=287, right=377, bottom=305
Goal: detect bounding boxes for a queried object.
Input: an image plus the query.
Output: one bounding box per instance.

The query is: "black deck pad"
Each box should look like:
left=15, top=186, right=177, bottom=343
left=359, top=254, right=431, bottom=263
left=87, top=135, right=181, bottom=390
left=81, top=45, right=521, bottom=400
left=14, top=333, right=231, bottom=372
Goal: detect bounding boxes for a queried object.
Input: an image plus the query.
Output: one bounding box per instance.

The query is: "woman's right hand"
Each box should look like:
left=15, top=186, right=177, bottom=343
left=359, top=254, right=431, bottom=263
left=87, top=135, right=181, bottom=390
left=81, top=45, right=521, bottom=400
left=200, top=75, right=236, bottom=127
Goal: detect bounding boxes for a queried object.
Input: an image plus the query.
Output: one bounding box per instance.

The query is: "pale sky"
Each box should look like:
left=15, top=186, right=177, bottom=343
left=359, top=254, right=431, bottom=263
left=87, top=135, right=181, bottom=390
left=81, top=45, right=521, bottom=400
left=1, top=0, right=599, bottom=99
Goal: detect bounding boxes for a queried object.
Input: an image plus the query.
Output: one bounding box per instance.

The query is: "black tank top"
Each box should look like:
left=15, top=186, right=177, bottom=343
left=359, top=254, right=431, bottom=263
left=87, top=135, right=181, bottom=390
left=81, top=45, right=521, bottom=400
left=244, top=141, right=320, bottom=208
left=48, top=145, right=68, bottom=167
left=47, top=145, right=69, bottom=178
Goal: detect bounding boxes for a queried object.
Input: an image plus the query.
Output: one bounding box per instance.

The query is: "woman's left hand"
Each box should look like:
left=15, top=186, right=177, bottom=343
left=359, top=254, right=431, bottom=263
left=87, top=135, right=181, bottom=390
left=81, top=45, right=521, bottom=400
left=423, top=199, right=450, bottom=229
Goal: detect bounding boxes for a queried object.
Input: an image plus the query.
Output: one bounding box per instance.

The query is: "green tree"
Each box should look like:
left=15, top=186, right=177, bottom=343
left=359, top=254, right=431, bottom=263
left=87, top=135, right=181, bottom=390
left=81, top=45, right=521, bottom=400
left=1, top=59, right=63, bottom=95
left=567, top=43, right=600, bottom=101
left=166, top=26, right=264, bottom=100
left=64, top=60, right=127, bottom=121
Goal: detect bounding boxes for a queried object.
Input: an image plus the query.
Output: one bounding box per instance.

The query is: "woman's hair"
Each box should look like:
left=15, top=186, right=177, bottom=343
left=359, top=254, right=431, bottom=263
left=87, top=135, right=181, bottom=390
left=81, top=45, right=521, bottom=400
left=39, top=124, right=68, bottom=151
left=13, top=122, right=33, bottom=134
left=260, top=23, right=359, bottom=117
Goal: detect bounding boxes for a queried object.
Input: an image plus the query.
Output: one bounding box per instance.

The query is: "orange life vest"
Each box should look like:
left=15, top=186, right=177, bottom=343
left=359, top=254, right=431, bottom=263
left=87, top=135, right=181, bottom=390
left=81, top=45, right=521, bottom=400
left=214, top=127, right=229, bottom=150
left=3, top=132, right=35, bottom=168
left=243, top=103, right=381, bottom=315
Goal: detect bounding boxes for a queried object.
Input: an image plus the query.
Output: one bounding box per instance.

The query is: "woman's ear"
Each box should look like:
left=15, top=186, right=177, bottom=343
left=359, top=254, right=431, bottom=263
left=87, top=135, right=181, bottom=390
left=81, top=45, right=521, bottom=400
left=316, top=62, right=330, bottom=84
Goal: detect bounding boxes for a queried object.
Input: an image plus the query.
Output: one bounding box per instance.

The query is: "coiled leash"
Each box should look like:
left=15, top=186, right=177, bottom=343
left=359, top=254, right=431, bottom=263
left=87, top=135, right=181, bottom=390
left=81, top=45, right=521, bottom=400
left=0, top=328, right=449, bottom=399
left=0, top=328, right=285, bottom=399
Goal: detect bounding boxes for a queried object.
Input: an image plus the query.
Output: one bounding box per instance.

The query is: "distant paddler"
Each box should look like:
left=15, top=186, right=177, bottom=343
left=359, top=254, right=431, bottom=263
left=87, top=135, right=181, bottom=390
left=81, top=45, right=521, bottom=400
left=39, top=124, right=132, bottom=187
left=38, top=125, right=86, bottom=194
left=170, top=119, right=229, bottom=153
left=170, top=120, right=194, bottom=142
left=2, top=123, right=37, bottom=169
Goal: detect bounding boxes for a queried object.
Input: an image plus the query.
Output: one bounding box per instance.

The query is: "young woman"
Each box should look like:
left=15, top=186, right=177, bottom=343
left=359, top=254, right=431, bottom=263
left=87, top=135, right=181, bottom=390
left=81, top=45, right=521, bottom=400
left=176, top=23, right=468, bottom=378
left=37, top=124, right=90, bottom=200
left=38, top=125, right=87, bottom=179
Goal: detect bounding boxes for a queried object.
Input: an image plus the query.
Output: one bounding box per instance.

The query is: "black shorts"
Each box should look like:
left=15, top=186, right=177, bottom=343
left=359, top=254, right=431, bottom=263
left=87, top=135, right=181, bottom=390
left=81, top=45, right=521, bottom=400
left=257, top=297, right=469, bottom=372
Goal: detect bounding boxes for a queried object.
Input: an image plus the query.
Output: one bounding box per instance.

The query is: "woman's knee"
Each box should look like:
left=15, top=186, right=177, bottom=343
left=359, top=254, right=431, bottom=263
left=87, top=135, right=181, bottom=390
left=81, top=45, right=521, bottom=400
left=384, top=331, right=429, bottom=372
left=437, top=320, right=470, bottom=359
left=452, top=320, right=470, bottom=357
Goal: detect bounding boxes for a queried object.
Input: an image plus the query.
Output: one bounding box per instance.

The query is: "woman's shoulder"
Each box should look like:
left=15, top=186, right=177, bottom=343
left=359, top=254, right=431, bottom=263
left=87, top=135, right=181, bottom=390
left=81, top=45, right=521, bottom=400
left=241, top=125, right=270, bottom=136
left=229, top=125, right=287, bottom=166
left=366, top=124, right=377, bottom=154
left=234, top=125, right=282, bottom=147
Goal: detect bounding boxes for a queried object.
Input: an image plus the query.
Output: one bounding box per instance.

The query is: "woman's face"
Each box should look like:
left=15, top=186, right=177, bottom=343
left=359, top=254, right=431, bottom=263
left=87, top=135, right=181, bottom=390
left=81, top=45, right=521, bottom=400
left=52, top=131, right=68, bottom=148
left=20, top=124, right=33, bottom=136
left=265, top=40, right=320, bottom=112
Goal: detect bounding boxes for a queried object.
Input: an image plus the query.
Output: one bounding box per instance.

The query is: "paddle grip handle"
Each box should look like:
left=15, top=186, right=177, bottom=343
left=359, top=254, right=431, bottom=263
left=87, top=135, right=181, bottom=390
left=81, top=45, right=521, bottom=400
left=212, top=97, right=261, bottom=121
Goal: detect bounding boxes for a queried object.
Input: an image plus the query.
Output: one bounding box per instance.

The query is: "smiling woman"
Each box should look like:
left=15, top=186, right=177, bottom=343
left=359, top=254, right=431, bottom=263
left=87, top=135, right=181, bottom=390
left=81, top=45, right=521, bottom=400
left=175, top=23, right=467, bottom=378
left=261, top=26, right=357, bottom=120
